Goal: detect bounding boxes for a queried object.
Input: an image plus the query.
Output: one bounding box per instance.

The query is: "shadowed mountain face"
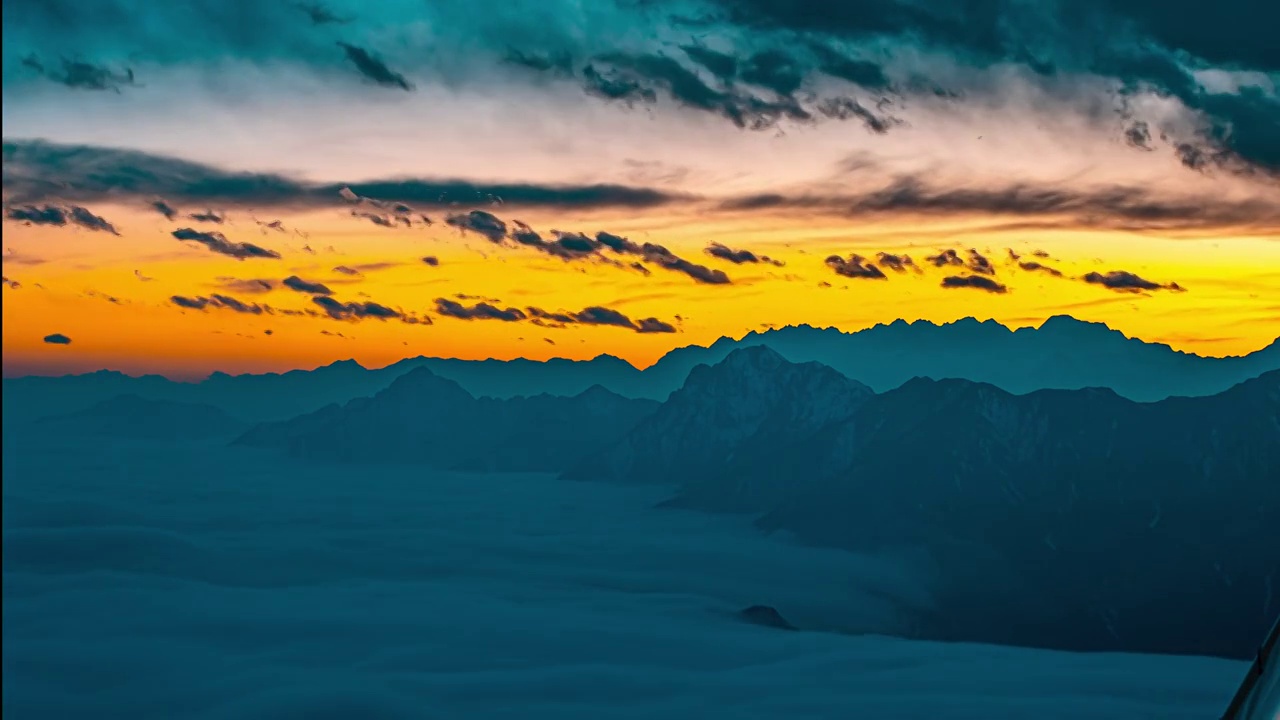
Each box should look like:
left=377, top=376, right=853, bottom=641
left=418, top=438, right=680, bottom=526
left=5, top=317, right=1277, bottom=422
left=563, top=346, right=875, bottom=512
left=234, top=367, right=659, bottom=472
left=568, top=351, right=1280, bottom=659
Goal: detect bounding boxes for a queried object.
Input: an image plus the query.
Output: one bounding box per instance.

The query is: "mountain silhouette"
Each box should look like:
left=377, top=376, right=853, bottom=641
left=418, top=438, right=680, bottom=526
left=5, top=317, right=1276, bottom=423
left=234, top=367, right=659, bottom=471
left=570, top=348, right=1280, bottom=659
left=563, top=345, right=875, bottom=512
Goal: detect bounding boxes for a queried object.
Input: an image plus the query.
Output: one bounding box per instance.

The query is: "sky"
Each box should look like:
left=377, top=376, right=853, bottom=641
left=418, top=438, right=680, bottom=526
left=2, top=0, right=1278, bottom=378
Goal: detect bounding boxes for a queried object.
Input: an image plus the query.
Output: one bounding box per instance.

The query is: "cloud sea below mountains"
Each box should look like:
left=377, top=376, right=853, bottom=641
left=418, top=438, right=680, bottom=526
left=2, top=428, right=1248, bottom=719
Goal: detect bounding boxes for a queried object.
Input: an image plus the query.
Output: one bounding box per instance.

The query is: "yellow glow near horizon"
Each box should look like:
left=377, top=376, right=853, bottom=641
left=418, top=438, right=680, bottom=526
left=3, top=203, right=1278, bottom=379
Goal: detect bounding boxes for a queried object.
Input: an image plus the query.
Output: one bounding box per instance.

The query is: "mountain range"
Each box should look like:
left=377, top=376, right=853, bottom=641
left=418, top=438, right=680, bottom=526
left=565, top=346, right=1280, bottom=659
left=7, top=316, right=1278, bottom=660
left=219, top=338, right=1279, bottom=658
left=6, top=316, right=1278, bottom=423
left=234, top=368, right=659, bottom=472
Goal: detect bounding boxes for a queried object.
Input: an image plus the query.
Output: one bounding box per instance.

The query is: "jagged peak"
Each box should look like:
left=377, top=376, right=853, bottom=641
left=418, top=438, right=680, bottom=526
left=718, top=344, right=789, bottom=368
left=380, top=365, right=473, bottom=400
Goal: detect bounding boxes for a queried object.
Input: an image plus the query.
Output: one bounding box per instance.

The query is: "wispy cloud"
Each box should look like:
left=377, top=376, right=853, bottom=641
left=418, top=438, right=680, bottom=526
left=338, top=42, right=413, bottom=91
left=941, top=275, right=1008, bottom=294
left=172, top=228, right=282, bottom=260
left=1082, top=270, right=1185, bottom=293
left=4, top=203, right=119, bottom=235
left=2, top=140, right=689, bottom=212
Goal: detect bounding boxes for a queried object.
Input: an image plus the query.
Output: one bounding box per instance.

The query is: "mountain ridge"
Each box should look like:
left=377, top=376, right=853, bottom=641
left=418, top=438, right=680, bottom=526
left=5, top=316, right=1277, bottom=422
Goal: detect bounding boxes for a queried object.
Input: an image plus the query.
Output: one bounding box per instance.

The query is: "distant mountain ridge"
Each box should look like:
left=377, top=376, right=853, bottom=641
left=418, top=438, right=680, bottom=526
left=5, top=316, right=1277, bottom=422
left=234, top=367, right=659, bottom=471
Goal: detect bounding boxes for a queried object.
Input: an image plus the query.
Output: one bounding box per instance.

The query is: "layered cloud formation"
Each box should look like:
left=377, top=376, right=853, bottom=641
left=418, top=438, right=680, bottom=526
left=1, top=0, right=1277, bottom=376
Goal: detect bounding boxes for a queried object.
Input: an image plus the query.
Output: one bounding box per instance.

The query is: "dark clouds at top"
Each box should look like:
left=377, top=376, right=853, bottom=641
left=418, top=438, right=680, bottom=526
left=8, top=137, right=1268, bottom=235
left=3, top=0, right=1274, bottom=173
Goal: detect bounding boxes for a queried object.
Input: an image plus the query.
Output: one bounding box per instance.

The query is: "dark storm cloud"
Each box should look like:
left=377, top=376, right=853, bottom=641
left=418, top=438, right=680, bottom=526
left=435, top=298, right=527, bottom=322
left=4, top=203, right=119, bottom=234
left=4, top=0, right=1276, bottom=171
left=718, top=177, right=1280, bottom=231
left=941, top=275, right=1008, bottom=293
left=42, top=333, right=71, bottom=344
left=1082, top=270, right=1185, bottom=293
left=172, top=228, right=282, bottom=260
left=282, top=276, right=334, bottom=296
left=1, top=140, right=687, bottom=212
left=705, top=242, right=784, bottom=266
left=337, top=42, right=413, bottom=91
left=511, top=39, right=904, bottom=135
left=696, top=0, right=1280, bottom=173
left=825, top=254, right=887, bottom=280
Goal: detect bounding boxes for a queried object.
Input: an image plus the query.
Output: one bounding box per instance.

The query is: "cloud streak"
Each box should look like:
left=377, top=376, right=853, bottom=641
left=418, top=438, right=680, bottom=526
left=4, top=203, right=119, bottom=235
left=1083, top=270, right=1185, bottom=293
left=2, top=140, right=685, bottom=212
left=438, top=298, right=676, bottom=334
left=941, top=275, right=1009, bottom=293
left=172, top=228, right=282, bottom=260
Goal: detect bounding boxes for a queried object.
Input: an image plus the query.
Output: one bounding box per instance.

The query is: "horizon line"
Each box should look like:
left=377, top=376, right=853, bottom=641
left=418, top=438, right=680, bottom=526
left=5, top=314, right=1277, bottom=383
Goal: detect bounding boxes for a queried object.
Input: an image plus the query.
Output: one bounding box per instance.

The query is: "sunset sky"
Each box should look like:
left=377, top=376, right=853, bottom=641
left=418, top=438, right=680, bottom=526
left=3, top=0, right=1278, bottom=378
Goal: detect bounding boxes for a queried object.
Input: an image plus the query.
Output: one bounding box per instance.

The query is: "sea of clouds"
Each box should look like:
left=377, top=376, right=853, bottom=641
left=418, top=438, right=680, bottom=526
left=1, top=433, right=1246, bottom=719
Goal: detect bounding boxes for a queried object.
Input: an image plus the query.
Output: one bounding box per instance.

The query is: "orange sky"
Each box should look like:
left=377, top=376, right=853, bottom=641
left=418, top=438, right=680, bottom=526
left=4, top=203, right=1278, bottom=379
